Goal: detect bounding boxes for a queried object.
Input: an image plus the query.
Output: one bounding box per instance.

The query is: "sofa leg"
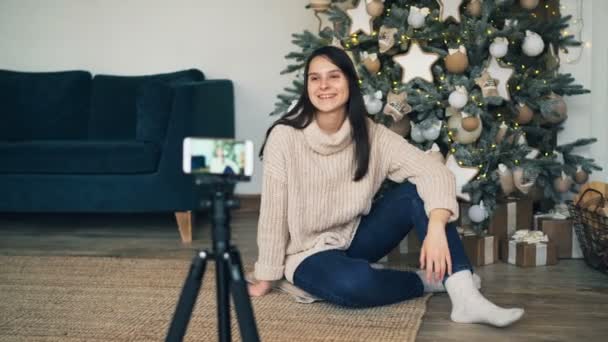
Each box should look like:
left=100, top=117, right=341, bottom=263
left=175, top=211, right=193, bottom=244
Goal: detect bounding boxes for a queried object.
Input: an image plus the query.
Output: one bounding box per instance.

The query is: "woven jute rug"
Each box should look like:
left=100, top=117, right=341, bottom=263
left=0, top=255, right=430, bottom=341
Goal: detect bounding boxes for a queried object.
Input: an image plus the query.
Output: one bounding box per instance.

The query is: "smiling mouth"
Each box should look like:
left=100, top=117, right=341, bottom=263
left=318, top=94, right=336, bottom=99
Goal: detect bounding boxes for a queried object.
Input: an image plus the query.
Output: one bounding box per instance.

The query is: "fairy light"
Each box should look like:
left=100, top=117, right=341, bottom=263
left=535, top=70, right=540, bottom=75
left=497, top=113, right=502, bottom=117
left=514, top=159, right=520, bottom=165
left=459, top=161, right=464, bottom=165
left=516, top=85, right=521, bottom=91
left=492, top=144, right=497, bottom=148
left=372, top=31, right=377, bottom=36
left=451, top=148, right=456, bottom=153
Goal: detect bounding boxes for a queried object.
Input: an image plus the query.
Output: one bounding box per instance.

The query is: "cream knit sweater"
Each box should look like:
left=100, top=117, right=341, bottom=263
left=254, top=118, right=459, bottom=283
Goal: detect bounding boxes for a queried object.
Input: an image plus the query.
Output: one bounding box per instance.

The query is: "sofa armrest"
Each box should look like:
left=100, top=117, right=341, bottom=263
left=157, top=79, right=235, bottom=176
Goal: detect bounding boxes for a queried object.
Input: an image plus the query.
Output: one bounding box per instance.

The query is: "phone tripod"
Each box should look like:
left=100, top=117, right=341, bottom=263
left=165, top=176, right=260, bottom=342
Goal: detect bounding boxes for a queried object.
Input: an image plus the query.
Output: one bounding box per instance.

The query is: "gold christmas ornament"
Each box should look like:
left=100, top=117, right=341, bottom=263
left=461, top=114, right=480, bottom=132
left=466, top=0, right=482, bottom=17
left=495, top=121, right=509, bottom=143
left=513, top=167, right=536, bottom=194
left=475, top=71, right=500, bottom=98
left=575, top=166, right=589, bottom=184
left=515, top=102, right=534, bottom=124
left=497, top=163, right=515, bottom=196
left=389, top=115, right=411, bottom=137
left=447, top=110, right=482, bottom=144
left=437, top=0, right=464, bottom=23
left=444, top=46, right=469, bottom=74
left=541, top=93, right=568, bottom=124
left=378, top=26, right=398, bottom=53
left=520, top=0, right=540, bottom=10
left=393, top=41, right=440, bottom=84
left=553, top=172, right=573, bottom=193
left=347, top=0, right=374, bottom=35
left=425, top=143, right=445, bottom=164
left=486, top=57, right=514, bottom=101
left=445, top=154, right=479, bottom=201
left=309, top=0, right=332, bottom=12
left=367, top=0, right=385, bottom=17
left=383, top=91, right=412, bottom=121
left=361, top=52, right=381, bottom=74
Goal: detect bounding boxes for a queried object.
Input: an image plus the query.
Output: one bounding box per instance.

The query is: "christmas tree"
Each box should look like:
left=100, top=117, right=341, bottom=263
left=272, top=0, right=602, bottom=233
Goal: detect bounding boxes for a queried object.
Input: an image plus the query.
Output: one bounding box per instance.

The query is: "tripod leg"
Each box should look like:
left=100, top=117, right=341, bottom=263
left=217, top=251, right=231, bottom=342
left=165, top=251, right=208, bottom=342
left=227, top=248, right=261, bottom=342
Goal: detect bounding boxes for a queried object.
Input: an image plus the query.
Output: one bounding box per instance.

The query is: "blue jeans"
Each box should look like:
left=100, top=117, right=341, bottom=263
left=293, top=182, right=473, bottom=308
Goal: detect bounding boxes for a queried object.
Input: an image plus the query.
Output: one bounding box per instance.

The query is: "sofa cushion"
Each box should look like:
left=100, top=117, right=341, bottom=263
left=0, top=70, right=92, bottom=141
left=88, top=69, right=204, bottom=140
left=0, top=141, right=160, bottom=174
left=136, top=81, right=174, bottom=143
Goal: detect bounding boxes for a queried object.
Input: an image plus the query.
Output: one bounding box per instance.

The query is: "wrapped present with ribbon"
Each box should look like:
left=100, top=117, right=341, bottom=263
left=534, top=207, right=583, bottom=259
left=460, top=228, right=498, bottom=266
left=500, top=230, right=558, bottom=267
left=489, top=197, right=534, bottom=245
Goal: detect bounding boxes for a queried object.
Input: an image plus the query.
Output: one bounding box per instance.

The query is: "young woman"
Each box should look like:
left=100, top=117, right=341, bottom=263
left=248, top=46, right=524, bottom=327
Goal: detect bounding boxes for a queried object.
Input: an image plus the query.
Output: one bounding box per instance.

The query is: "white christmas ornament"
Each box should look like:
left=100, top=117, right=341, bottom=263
left=489, top=37, right=509, bottom=58
left=410, top=123, right=426, bottom=143
left=448, top=86, right=468, bottom=109
left=486, top=57, right=514, bottom=101
left=445, top=154, right=479, bottom=201
left=436, top=0, right=464, bottom=23
left=422, top=121, right=442, bottom=141
left=364, top=91, right=383, bottom=114
left=468, top=201, right=489, bottom=223
left=392, top=41, right=440, bottom=84
left=346, top=0, right=373, bottom=35
left=522, top=30, right=545, bottom=57
left=408, top=6, right=430, bottom=29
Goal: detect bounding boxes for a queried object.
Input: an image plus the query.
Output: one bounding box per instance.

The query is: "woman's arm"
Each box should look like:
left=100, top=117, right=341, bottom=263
left=380, top=126, right=459, bottom=222
left=253, top=127, right=290, bottom=282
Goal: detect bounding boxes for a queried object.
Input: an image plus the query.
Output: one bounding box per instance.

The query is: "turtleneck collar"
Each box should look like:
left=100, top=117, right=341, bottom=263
left=303, top=117, right=352, bottom=155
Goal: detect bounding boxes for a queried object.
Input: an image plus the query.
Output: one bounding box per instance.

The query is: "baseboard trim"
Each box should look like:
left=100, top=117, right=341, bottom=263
left=235, top=194, right=260, bottom=212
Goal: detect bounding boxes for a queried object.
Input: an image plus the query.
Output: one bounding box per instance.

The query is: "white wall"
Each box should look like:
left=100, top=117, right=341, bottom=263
left=1, top=0, right=605, bottom=195
left=0, top=0, right=318, bottom=194
left=559, top=0, right=608, bottom=181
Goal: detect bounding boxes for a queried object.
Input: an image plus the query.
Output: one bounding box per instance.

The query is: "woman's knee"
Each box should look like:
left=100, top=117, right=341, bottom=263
left=328, top=267, right=382, bottom=308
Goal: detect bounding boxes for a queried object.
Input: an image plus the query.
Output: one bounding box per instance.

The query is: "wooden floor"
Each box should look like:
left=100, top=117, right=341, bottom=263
left=1, top=210, right=607, bottom=342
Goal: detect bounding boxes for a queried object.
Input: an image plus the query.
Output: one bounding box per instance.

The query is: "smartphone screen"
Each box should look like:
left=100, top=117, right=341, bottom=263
left=183, top=138, right=254, bottom=180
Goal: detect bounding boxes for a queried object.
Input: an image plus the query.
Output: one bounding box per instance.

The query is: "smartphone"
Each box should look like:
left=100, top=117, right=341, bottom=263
left=183, top=137, right=254, bottom=180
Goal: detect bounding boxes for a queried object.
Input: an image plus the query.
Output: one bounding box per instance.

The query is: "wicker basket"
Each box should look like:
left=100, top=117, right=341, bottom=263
left=568, top=188, right=608, bottom=275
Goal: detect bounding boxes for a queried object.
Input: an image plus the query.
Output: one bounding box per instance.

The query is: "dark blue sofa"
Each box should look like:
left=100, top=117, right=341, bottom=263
left=0, top=69, right=235, bottom=242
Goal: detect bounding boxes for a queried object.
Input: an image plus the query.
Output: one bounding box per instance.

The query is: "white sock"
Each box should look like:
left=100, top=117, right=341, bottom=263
left=445, top=270, right=524, bottom=327
left=416, top=270, right=481, bottom=293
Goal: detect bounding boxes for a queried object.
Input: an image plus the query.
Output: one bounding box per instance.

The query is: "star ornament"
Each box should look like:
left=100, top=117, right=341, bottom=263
left=346, top=0, right=373, bottom=36
left=392, top=42, right=440, bottom=84
left=486, top=57, right=514, bottom=101
left=436, top=0, right=464, bottom=23
left=445, top=154, right=479, bottom=202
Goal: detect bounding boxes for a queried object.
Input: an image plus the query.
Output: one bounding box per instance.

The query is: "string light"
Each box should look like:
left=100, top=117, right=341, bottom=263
left=377, top=72, right=382, bottom=75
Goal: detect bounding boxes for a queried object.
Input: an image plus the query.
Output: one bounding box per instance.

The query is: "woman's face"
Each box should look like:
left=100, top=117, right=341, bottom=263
left=307, top=56, right=350, bottom=116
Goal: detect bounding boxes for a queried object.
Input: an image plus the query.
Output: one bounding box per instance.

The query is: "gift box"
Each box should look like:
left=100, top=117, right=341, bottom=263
left=457, top=201, right=472, bottom=228
left=500, top=230, right=558, bottom=267
left=462, top=234, right=498, bottom=266
left=488, top=197, right=534, bottom=244
left=383, top=230, right=421, bottom=263
left=535, top=217, right=583, bottom=259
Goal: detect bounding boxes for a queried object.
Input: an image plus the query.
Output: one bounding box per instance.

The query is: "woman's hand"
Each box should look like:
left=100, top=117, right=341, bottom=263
left=248, top=280, right=273, bottom=297
left=419, top=209, right=453, bottom=283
